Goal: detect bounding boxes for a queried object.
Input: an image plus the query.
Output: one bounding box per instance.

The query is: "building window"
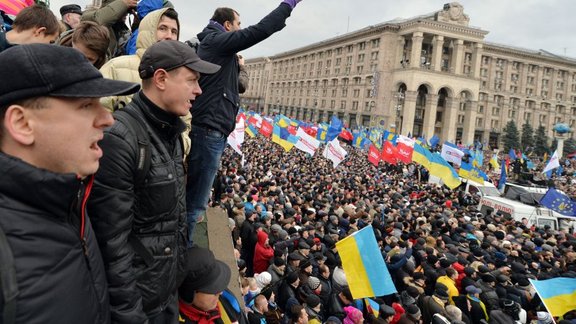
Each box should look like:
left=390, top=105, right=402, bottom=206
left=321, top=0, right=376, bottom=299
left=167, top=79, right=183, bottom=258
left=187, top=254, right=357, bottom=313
left=457, top=115, right=465, bottom=124
left=358, top=42, right=366, bottom=50
left=524, top=112, right=531, bottom=121
left=478, top=105, right=484, bottom=113
left=371, top=51, right=379, bottom=61
left=371, top=38, right=380, bottom=48
left=358, top=53, right=365, bottom=62
left=492, top=107, right=500, bottom=116
left=476, top=117, right=483, bottom=127
left=340, top=100, right=346, bottom=109
left=353, top=89, right=360, bottom=97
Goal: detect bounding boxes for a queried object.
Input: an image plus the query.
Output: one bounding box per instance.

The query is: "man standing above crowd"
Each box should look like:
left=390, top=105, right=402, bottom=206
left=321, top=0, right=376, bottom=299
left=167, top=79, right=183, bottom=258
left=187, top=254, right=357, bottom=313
left=0, top=5, right=60, bottom=52
left=186, top=0, right=305, bottom=245
left=0, top=44, right=139, bottom=323
left=87, top=41, right=219, bottom=323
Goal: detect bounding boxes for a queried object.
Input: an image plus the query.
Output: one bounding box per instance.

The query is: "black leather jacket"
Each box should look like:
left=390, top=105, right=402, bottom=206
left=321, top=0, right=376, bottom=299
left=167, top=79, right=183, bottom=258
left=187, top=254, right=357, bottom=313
left=0, top=153, right=110, bottom=323
left=88, top=92, right=188, bottom=323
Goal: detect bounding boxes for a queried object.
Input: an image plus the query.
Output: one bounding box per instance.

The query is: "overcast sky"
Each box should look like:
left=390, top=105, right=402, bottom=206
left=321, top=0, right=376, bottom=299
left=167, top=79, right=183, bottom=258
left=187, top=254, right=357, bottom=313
left=52, top=0, right=574, bottom=59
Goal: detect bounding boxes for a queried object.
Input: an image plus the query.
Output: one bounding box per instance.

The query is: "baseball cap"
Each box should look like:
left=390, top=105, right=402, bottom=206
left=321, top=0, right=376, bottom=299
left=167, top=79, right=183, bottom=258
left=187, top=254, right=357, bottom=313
left=139, top=40, right=220, bottom=79
left=0, top=44, right=140, bottom=107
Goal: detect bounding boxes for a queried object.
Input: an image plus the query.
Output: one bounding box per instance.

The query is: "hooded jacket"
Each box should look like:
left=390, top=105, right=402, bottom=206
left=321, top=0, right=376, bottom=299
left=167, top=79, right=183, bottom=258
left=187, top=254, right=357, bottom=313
left=88, top=92, right=188, bottom=323
left=193, top=3, right=292, bottom=136
left=82, top=0, right=131, bottom=56
left=0, top=152, right=109, bottom=323
left=99, top=8, right=192, bottom=158
left=253, top=230, right=274, bottom=274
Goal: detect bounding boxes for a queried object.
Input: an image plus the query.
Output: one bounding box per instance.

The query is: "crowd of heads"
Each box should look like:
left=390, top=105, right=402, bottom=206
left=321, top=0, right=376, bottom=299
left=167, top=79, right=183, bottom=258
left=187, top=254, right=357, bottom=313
left=214, top=135, right=576, bottom=323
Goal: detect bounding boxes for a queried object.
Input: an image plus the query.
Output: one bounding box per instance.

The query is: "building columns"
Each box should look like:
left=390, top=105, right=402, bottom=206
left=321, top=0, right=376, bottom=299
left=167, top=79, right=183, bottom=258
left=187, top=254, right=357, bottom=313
left=423, top=94, right=439, bottom=139
left=441, top=98, right=458, bottom=142
left=410, top=32, right=424, bottom=69
left=431, top=35, right=444, bottom=72
left=451, top=39, right=465, bottom=74
left=401, top=91, right=417, bottom=136
left=462, top=101, right=478, bottom=144
left=471, top=43, right=483, bottom=78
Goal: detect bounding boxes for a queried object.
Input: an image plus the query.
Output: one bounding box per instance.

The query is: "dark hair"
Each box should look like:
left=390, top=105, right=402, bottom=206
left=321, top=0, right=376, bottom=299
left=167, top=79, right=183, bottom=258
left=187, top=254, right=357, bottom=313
left=210, top=7, right=238, bottom=26
left=290, top=305, right=305, bottom=322
left=71, top=21, right=110, bottom=69
left=161, top=8, right=180, bottom=38
left=12, top=5, right=60, bottom=36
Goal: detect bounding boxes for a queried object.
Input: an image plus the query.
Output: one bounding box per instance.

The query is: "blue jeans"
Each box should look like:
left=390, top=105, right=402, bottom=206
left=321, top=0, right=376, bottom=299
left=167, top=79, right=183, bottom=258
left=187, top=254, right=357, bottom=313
left=186, top=126, right=227, bottom=246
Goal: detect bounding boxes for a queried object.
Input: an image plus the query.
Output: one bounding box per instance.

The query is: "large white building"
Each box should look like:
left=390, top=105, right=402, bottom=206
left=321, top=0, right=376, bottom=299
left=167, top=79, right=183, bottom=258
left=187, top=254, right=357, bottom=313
left=241, top=2, right=576, bottom=147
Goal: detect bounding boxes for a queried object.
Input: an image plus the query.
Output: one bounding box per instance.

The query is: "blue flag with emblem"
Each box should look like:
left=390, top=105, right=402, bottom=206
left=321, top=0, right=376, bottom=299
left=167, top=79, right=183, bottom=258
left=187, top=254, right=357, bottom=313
left=539, top=188, right=576, bottom=217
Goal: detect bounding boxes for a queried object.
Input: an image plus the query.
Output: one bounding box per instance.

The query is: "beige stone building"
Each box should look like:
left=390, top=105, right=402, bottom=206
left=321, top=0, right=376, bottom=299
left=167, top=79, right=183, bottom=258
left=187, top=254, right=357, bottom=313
left=241, top=2, right=576, bottom=147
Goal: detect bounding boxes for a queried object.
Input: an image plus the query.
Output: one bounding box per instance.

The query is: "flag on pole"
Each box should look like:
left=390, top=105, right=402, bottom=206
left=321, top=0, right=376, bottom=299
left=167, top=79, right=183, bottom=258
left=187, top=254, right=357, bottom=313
left=259, top=120, right=273, bottom=138
left=294, top=127, right=320, bottom=156
left=529, top=278, right=576, bottom=317
left=539, top=188, right=576, bottom=216
left=381, top=141, right=397, bottom=165
left=326, top=116, right=343, bottom=141
left=395, top=135, right=415, bottom=164
left=322, top=138, right=347, bottom=168
left=498, top=161, right=507, bottom=191
left=365, top=298, right=380, bottom=318
left=489, top=153, right=500, bottom=170
left=458, top=160, right=484, bottom=184
left=542, top=150, right=560, bottom=174
left=440, top=142, right=464, bottom=166
left=367, top=144, right=381, bottom=166
left=336, top=225, right=397, bottom=299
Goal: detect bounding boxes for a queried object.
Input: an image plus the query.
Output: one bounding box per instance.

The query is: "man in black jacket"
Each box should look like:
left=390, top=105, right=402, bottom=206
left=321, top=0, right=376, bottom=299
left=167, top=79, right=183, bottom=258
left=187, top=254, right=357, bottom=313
left=88, top=40, right=219, bottom=323
left=185, top=0, right=304, bottom=245
left=0, top=44, right=139, bottom=323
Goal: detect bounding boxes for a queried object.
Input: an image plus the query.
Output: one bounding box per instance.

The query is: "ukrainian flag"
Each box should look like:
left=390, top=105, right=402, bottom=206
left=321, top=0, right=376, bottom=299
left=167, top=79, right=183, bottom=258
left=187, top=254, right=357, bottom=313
left=245, top=123, right=258, bottom=138
left=459, top=160, right=484, bottom=184
left=530, top=278, right=576, bottom=317
left=336, top=225, right=396, bottom=298
left=430, top=153, right=461, bottom=189
left=275, top=114, right=291, bottom=128
left=489, top=153, right=500, bottom=170
left=272, top=124, right=298, bottom=152
left=411, top=143, right=433, bottom=170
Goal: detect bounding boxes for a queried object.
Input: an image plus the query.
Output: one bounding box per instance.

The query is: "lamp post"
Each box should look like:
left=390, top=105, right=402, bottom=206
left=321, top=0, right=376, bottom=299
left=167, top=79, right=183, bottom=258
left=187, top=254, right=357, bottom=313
left=394, top=91, right=405, bottom=133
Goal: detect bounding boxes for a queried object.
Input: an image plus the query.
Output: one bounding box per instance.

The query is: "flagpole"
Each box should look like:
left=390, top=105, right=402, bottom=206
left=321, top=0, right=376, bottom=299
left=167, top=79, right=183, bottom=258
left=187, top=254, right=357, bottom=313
left=529, top=280, right=558, bottom=324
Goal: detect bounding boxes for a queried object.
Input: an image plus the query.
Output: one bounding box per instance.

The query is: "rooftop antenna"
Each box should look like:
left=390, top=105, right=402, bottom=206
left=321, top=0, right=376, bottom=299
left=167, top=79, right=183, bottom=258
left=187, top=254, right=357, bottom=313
left=347, top=16, right=350, bottom=33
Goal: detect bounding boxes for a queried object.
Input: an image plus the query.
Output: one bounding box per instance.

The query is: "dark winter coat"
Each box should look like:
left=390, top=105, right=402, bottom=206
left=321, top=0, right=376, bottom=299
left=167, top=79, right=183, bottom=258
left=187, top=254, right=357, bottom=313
left=88, top=92, right=188, bottom=323
left=193, top=3, right=293, bottom=136
left=0, top=152, right=110, bottom=323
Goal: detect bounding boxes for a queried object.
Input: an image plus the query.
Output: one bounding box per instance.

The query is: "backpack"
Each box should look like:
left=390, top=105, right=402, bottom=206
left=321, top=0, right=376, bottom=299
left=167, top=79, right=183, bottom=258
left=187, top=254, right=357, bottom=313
left=113, top=107, right=155, bottom=267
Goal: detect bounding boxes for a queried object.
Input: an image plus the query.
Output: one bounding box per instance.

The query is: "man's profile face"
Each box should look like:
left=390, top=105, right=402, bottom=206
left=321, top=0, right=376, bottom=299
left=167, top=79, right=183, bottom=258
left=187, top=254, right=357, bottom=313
left=156, top=16, right=178, bottom=41
left=162, top=67, right=202, bottom=116
left=64, top=13, right=82, bottom=29
left=226, top=13, right=241, bottom=32
left=25, top=97, right=113, bottom=177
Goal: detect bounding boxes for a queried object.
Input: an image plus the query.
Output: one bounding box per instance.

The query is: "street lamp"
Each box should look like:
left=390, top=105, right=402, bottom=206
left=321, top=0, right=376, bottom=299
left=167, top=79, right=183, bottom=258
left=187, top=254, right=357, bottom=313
left=394, top=91, right=405, bottom=133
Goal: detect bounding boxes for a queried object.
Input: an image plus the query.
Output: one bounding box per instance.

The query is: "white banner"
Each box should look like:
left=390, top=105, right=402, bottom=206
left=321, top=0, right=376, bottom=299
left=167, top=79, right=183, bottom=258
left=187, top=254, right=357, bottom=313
left=440, top=142, right=464, bottom=166
left=543, top=150, right=560, bottom=173
left=295, top=128, right=320, bottom=156
left=227, top=116, right=245, bottom=157
left=322, top=138, right=347, bottom=168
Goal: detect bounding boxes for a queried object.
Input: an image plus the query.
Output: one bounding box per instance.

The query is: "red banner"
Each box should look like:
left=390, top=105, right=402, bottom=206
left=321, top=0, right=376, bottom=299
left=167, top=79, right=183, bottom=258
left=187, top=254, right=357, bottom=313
left=259, top=120, right=273, bottom=138
left=381, top=141, right=398, bottom=165
left=368, top=144, right=381, bottom=166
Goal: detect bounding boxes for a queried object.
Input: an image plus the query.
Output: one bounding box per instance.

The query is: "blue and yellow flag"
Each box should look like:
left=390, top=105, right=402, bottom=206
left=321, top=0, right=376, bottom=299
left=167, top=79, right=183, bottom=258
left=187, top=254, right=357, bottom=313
left=498, top=162, right=507, bottom=191
left=364, top=298, right=380, bottom=318
left=429, top=153, right=461, bottom=189
left=245, top=123, right=258, bottom=138
left=530, top=278, right=576, bottom=316
left=275, top=114, right=291, bottom=128
left=540, top=188, right=576, bottom=216
left=336, top=225, right=396, bottom=298
left=459, top=160, right=484, bottom=184
left=411, top=143, right=433, bottom=170
left=272, top=124, right=298, bottom=152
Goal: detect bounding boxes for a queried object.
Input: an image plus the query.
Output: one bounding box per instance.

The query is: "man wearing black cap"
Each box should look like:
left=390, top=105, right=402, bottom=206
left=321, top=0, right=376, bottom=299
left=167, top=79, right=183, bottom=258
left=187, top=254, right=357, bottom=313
left=60, top=4, right=83, bottom=30
left=0, top=44, right=139, bottom=323
left=178, top=247, right=245, bottom=323
left=87, top=40, right=220, bottom=323
left=379, top=303, right=397, bottom=323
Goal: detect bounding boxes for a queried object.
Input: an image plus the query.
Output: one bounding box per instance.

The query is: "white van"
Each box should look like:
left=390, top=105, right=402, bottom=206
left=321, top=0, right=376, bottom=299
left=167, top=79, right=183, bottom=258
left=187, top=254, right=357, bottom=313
left=478, top=196, right=575, bottom=231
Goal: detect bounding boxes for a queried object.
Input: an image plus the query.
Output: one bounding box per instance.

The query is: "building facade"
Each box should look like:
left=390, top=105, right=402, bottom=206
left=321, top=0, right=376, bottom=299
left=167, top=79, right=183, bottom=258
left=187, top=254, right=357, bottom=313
left=241, top=3, right=576, bottom=147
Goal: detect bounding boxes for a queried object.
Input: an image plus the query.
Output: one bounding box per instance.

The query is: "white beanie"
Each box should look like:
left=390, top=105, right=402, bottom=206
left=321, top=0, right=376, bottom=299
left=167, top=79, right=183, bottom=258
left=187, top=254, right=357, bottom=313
left=254, top=271, right=272, bottom=289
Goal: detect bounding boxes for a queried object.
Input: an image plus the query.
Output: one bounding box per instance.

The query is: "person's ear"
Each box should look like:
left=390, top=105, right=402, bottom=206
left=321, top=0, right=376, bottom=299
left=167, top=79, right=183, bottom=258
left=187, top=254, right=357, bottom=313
left=153, top=69, right=169, bottom=90
left=4, top=105, right=35, bottom=145
left=33, top=26, right=47, bottom=37
left=223, top=20, right=232, bottom=31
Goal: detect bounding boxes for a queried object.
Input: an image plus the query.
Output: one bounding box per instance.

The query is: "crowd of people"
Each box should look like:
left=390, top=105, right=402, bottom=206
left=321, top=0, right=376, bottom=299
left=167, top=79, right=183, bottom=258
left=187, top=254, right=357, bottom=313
left=212, top=136, right=576, bottom=324
left=0, top=0, right=575, bottom=323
